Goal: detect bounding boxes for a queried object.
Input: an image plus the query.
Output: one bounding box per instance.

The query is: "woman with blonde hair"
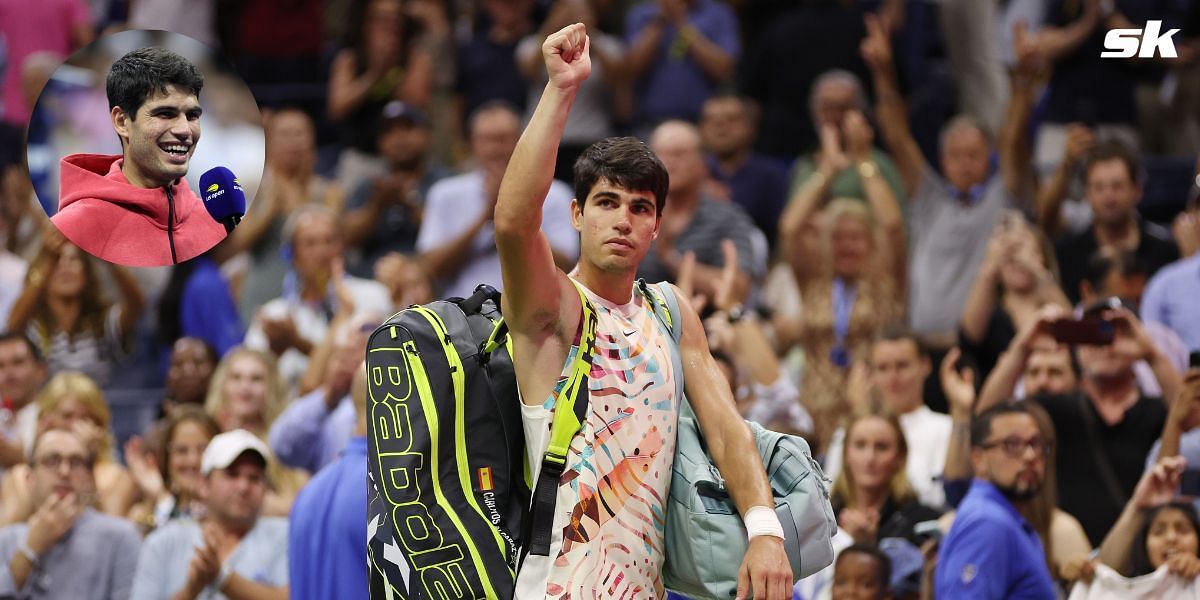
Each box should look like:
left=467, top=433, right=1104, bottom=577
left=124, top=405, right=220, bottom=533
left=0, top=371, right=137, bottom=523
left=776, top=111, right=907, bottom=453
left=204, top=346, right=307, bottom=516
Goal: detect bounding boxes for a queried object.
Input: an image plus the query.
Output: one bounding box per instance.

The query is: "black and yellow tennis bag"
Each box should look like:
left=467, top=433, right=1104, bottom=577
left=366, top=283, right=597, bottom=600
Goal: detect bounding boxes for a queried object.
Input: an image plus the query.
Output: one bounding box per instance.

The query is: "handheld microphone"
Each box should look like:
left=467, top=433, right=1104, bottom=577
left=199, top=167, right=246, bottom=234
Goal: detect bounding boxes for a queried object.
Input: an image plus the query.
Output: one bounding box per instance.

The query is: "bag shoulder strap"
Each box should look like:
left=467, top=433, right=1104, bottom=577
left=526, top=280, right=598, bottom=557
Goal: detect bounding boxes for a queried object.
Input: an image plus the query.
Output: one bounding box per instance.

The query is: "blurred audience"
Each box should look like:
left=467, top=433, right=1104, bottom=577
left=0, top=333, right=46, bottom=470
left=124, top=406, right=218, bottom=534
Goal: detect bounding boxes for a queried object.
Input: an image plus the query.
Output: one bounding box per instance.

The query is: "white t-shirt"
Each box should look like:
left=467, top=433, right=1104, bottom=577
left=1067, top=564, right=1200, bottom=599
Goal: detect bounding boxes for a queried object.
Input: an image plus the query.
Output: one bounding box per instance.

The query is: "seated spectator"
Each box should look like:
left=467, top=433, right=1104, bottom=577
left=1142, top=198, right=1200, bottom=351
left=1, top=372, right=136, bottom=523
left=328, top=0, right=435, bottom=192
left=940, top=349, right=1092, bottom=588
left=624, top=0, right=739, bottom=129
left=341, top=102, right=448, bottom=276
left=124, top=406, right=219, bottom=534
left=130, top=429, right=288, bottom=600
left=243, top=206, right=391, bottom=388
left=1074, top=457, right=1200, bottom=597
left=0, top=428, right=141, bottom=599
left=831, top=544, right=893, bottom=600
left=517, top=0, right=628, bottom=183
left=372, top=251, right=434, bottom=310
left=204, top=347, right=309, bottom=517
left=0, top=332, right=47, bottom=469
left=287, top=364, right=369, bottom=600
left=157, top=253, right=245, bottom=360
left=226, top=107, right=345, bottom=322
left=416, top=102, right=577, bottom=299
left=788, top=71, right=906, bottom=214
left=160, top=337, right=217, bottom=416
left=7, top=235, right=144, bottom=387
left=959, top=216, right=1070, bottom=379
left=639, top=120, right=766, bottom=306
left=776, top=113, right=907, bottom=445
left=1053, top=142, right=1179, bottom=305
left=269, top=315, right=372, bottom=473
left=698, top=93, right=789, bottom=251
left=860, top=15, right=1023, bottom=358
left=978, top=306, right=1182, bottom=546
left=934, top=403, right=1057, bottom=598
left=825, top=329, right=952, bottom=508
left=831, top=412, right=943, bottom=548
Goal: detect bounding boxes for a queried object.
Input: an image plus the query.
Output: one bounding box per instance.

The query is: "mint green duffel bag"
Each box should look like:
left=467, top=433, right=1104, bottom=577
left=638, top=280, right=837, bottom=600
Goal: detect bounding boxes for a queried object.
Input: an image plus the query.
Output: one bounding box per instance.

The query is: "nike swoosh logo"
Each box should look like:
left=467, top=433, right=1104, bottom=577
left=622, top=329, right=636, bottom=336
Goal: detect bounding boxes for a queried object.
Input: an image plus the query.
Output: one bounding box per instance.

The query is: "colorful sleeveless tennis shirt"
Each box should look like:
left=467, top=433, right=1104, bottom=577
left=515, top=280, right=680, bottom=599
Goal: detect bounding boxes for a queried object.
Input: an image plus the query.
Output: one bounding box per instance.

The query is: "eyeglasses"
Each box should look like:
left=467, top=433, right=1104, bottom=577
left=34, top=453, right=92, bottom=472
left=981, top=437, right=1051, bottom=459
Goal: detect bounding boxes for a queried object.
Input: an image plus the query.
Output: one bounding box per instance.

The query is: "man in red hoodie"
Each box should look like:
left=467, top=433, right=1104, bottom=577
left=53, top=47, right=226, bottom=267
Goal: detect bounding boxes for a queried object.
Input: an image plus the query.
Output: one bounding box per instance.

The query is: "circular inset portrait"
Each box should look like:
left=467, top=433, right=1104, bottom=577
left=27, top=29, right=264, bottom=267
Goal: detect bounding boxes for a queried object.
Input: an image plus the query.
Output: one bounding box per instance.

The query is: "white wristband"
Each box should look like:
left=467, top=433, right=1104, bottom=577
left=217, top=561, right=233, bottom=590
left=744, top=505, right=785, bottom=541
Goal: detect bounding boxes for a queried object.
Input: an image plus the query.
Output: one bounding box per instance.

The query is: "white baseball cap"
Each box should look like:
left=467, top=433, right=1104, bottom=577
left=201, top=429, right=270, bottom=476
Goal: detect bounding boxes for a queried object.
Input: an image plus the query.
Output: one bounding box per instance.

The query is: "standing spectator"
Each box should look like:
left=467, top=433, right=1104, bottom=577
left=7, top=236, right=144, bottom=388
left=0, top=372, right=137, bottom=523
left=775, top=110, right=906, bottom=448
left=456, top=0, right=534, bottom=124
left=934, top=402, right=1057, bottom=598
left=1053, top=142, right=1179, bottom=305
left=287, top=365, right=369, bottom=600
left=0, top=0, right=92, bottom=126
left=243, top=206, right=391, bottom=388
left=640, top=120, right=765, bottom=305
left=341, top=101, right=448, bottom=276
left=328, top=0, right=435, bottom=191
left=124, top=406, right=219, bottom=534
left=0, top=428, right=141, bottom=599
left=226, top=107, right=345, bottom=324
left=1142, top=198, right=1200, bottom=351
left=625, top=0, right=739, bottom=130
left=699, top=93, right=790, bottom=249
left=130, top=429, right=289, bottom=600
left=415, top=102, right=577, bottom=299
left=517, top=0, right=628, bottom=183
left=203, top=347, right=308, bottom=517
left=158, top=254, right=245, bottom=360
left=824, top=329, right=952, bottom=509
left=0, top=332, right=46, bottom=469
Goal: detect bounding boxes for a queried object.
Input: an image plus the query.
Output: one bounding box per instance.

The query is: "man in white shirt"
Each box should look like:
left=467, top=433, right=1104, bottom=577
left=824, top=327, right=952, bottom=508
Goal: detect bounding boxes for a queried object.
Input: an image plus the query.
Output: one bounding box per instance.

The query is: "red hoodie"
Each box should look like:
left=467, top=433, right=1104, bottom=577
left=53, top=154, right=227, bottom=267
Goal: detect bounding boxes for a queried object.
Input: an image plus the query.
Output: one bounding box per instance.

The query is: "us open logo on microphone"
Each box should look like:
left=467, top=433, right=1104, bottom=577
left=1101, top=20, right=1180, bottom=58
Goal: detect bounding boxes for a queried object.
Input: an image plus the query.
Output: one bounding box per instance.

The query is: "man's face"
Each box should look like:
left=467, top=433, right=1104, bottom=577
left=202, top=453, right=266, bottom=529
left=267, top=110, right=315, bottom=172
left=571, top=178, right=660, bottom=274
left=939, top=125, right=990, bottom=193
left=1085, top=159, right=1140, bottom=227
left=0, top=339, right=46, bottom=408
left=650, top=124, right=706, bottom=196
left=973, top=413, right=1045, bottom=501
left=813, top=80, right=858, bottom=131
left=29, top=430, right=95, bottom=507
left=292, top=214, right=340, bottom=284
left=379, top=121, right=431, bottom=170
left=166, top=338, right=216, bottom=406
left=700, top=97, right=752, bottom=159
left=470, top=109, right=520, bottom=176
left=868, top=339, right=930, bottom=414
left=1023, top=342, right=1078, bottom=396
left=113, top=85, right=202, bottom=188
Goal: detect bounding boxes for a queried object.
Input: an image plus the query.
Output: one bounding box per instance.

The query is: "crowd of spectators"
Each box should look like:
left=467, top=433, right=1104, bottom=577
left=0, top=0, right=1199, bottom=598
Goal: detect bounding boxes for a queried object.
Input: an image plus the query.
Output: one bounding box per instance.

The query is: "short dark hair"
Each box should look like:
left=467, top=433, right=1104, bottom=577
left=1083, top=249, right=1149, bottom=296
left=836, top=544, right=892, bottom=592
left=971, top=402, right=1037, bottom=448
left=107, top=47, right=204, bottom=120
left=573, top=137, right=669, bottom=216
left=0, top=332, right=44, bottom=364
left=873, top=325, right=927, bottom=359
left=1084, top=140, right=1142, bottom=186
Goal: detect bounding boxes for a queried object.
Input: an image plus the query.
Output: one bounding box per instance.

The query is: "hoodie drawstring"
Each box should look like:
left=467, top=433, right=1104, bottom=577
left=165, top=184, right=178, bottom=264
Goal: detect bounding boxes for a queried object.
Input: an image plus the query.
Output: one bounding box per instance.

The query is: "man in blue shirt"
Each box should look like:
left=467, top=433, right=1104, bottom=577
left=935, top=402, right=1056, bottom=599
left=287, top=363, right=368, bottom=600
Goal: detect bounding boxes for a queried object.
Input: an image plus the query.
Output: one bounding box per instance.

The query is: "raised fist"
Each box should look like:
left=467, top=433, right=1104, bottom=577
left=542, top=23, right=592, bottom=91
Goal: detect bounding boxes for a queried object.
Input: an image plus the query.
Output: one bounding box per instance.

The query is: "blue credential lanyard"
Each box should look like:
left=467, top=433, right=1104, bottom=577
left=831, top=277, right=857, bottom=368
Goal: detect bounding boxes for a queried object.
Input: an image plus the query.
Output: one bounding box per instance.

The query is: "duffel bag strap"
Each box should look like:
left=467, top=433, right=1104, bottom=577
left=527, top=281, right=598, bottom=556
